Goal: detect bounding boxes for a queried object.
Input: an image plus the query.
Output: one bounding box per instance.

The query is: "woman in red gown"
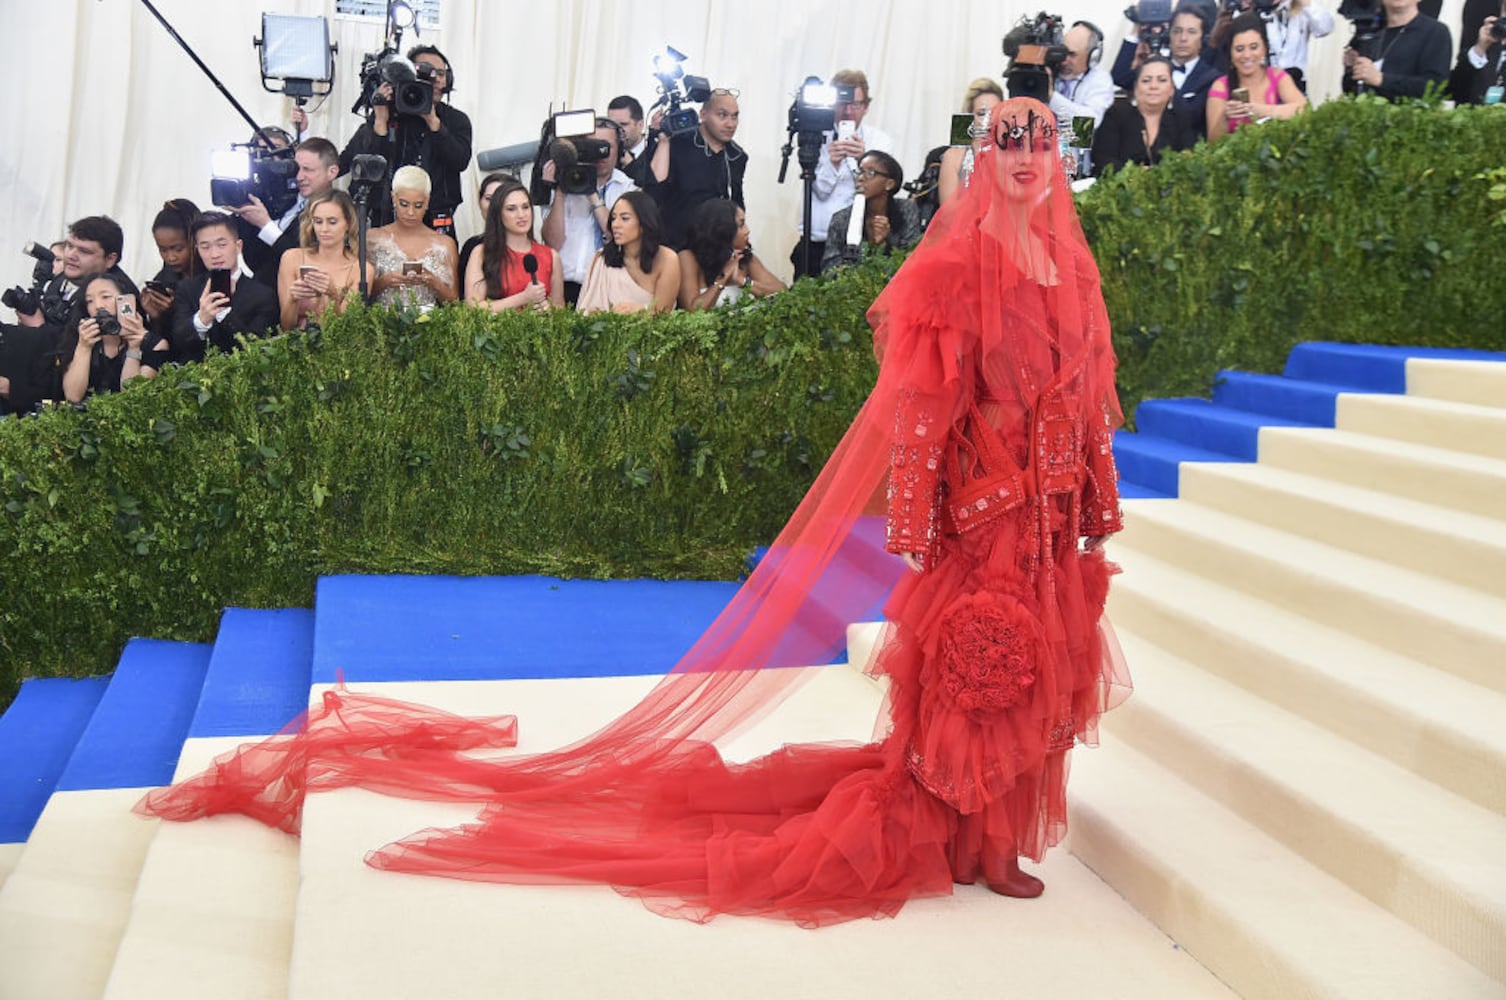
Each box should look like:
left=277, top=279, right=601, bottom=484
left=139, top=97, right=1130, bottom=926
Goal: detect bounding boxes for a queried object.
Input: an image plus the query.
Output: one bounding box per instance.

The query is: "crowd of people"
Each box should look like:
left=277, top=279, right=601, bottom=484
left=1, top=0, right=1496, bottom=415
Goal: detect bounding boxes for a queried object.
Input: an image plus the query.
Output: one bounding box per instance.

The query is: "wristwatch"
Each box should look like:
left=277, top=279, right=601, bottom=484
left=125, top=349, right=143, bottom=361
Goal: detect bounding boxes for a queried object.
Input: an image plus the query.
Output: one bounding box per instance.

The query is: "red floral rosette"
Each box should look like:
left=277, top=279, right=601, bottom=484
left=935, top=590, right=1047, bottom=720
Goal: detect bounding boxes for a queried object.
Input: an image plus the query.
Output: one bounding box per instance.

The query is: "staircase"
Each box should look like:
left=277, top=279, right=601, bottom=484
left=0, top=342, right=1501, bottom=999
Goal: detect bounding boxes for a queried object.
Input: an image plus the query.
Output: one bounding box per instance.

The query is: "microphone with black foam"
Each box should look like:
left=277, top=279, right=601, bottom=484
left=523, top=253, right=540, bottom=285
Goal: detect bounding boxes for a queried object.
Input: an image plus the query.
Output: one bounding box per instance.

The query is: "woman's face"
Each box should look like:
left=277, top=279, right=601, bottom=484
left=1135, top=63, right=1174, bottom=110
left=501, top=189, right=533, bottom=237
left=855, top=155, right=897, bottom=200
left=153, top=227, right=192, bottom=272
left=311, top=201, right=349, bottom=250
left=392, top=188, right=428, bottom=226
left=609, top=200, right=641, bottom=247
left=992, top=115, right=1054, bottom=206
left=84, top=278, right=121, bottom=324
left=732, top=208, right=751, bottom=251
left=478, top=181, right=502, bottom=221
left=1230, top=30, right=1267, bottom=77
left=971, top=92, right=1002, bottom=137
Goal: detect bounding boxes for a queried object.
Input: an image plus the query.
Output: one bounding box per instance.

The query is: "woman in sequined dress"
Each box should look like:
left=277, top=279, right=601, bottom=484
left=365, top=165, right=458, bottom=310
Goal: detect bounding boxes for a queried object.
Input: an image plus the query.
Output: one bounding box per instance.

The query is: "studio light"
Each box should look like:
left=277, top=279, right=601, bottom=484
left=255, top=13, right=335, bottom=101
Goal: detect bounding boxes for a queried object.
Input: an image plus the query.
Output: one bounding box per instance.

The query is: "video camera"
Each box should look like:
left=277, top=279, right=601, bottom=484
left=353, top=46, right=435, bottom=119
left=1222, top=0, right=1278, bottom=16
left=209, top=140, right=299, bottom=217
left=1003, top=12, right=1070, bottom=102
left=1124, top=0, right=1176, bottom=56
left=529, top=109, right=615, bottom=203
left=1338, top=0, right=1386, bottom=58
left=649, top=47, right=713, bottom=139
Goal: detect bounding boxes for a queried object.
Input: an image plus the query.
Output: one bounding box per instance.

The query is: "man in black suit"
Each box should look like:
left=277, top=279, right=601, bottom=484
left=1112, top=5, right=1223, bottom=138
left=237, top=137, right=342, bottom=292
left=1343, top=0, right=1452, bottom=99
left=1453, top=6, right=1506, bottom=102
left=168, top=212, right=280, bottom=365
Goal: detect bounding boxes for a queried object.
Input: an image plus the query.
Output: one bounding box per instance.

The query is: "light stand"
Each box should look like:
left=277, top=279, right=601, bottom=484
left=778, top=78, right=845, bottom=280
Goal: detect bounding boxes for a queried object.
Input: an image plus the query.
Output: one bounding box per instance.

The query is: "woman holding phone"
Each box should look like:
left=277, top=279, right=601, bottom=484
left=1206, top=14, right=1307, bottom=142
left=57, top=272, right=159, bottom=402
left=278, top=190, right=371, bottom=329
left=366, top=165, right=458, bottom=309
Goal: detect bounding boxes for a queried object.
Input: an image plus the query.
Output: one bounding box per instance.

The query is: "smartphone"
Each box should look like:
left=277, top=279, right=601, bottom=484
left=1230, top=87, right=1250, bottom=103
left=836, top=119, right=856, bottom=141
left=117, top=295, right=137, bottom=320
left=209, top=269, right=233, bottom=298
left=402, top=260, right=423, bottom=276
left=949, top=113, right=974, bottom=146
left=299, top=265, right=319, bottom=280
left=143, top=280, right=174, bottom=298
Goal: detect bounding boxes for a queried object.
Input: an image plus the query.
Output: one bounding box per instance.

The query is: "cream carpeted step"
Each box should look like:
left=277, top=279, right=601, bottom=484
left=1256, top=426, right=1506, bottom=520
left=1114, top=499, right=1506, bottom=695
left=0, top=843, right=19, bottom=891
left=845, top=619, right=891, bottom=683
left=1067, top=740, right=1505, bottom=1000
left=1105, top=629, right=1506, bottom=981
left=1335, top=393, right=1506, bottom=461
left=1105, top=545, right=1506, bottom=817
left=1175, top=462, right=1506, bottom=597
left=1407, top=357, right=1506, bottom=408
left=286, top=673, right=1231, bottom=1000
left=0, top=789, right=159, bottom=1000
left=101, top=737, right=300, bottom=1000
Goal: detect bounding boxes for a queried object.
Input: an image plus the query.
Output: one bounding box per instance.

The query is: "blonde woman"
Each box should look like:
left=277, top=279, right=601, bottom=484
left=277, top=190, right=370, bottom=329
left=938, top=78, right=1004, bottom=206
left=365, top=165, right=458, bottom=309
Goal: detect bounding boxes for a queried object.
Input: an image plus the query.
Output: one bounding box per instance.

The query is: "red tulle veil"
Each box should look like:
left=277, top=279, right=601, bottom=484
left=138, top=98, right=1130, bottom=926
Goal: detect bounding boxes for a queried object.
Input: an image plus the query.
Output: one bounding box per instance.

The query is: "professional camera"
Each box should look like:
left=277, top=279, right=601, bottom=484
left=1491, top=17, right=1506, bottom=39
left=1223, top=0, right=1278, bottom=15
left=91, top=309, right=121, bottom=338
left=209, top=142, right=299, bottom=216
left=649, top=46, right=713, bottom=139
left=1338, top=0, right=1386, bottom=59
left=353, top=47, right=435, bottom=119
left=527, top=109, right=615, bottom=203
left=1003, top=12, right=1070, bottom=102
left=1124, top=0, right=1176, bottom=56
left=3, top=243, right=64, bottom=323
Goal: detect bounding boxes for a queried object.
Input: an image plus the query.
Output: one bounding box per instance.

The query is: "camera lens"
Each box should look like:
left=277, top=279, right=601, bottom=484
left=94, top=309, right=121, bottom=338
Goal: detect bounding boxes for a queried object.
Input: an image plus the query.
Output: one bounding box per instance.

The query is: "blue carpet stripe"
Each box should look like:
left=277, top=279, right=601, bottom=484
left=55, top=640, right=212, bottom=791
left=189, top=607, right=314, bottom=738
left=312, top=575, right=741, bottom=683
left=1283, top=342, right=1506, bottom=392
left=0, top=677, right=110, bottom=841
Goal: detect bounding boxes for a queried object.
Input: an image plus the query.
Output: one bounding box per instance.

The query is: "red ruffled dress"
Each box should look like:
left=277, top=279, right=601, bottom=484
left=138, top=98, right=1131, bottom=927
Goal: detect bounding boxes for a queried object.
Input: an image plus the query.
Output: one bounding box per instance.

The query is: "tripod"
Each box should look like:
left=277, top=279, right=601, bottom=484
left=778, top=127, right=827, bottom=278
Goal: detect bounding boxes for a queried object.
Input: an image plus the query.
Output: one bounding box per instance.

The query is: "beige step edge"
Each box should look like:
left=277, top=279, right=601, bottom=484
left=1067, top=741, right=1505, bottom=1000
left=1407, top=357, right=1506, bottom=409
left=1336, top=392, right=1506, bottom=462
left=1108, top=628, right=1506, bottom=981
left=1105, top=545, right=1506, bottom=818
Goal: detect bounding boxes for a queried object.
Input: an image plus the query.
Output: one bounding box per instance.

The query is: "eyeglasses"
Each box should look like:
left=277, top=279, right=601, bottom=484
left=838, top=98, right=871, bottom=108
left=855, top=168, right=892, bottom=180
left=710, top=87, right=740, bottom=98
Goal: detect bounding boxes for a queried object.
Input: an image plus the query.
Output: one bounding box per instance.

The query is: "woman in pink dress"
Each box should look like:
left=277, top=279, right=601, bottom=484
left=1207, top=14, right=1309, bottom=141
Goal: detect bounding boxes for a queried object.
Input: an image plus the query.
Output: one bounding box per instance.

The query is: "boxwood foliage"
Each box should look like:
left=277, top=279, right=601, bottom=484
left=4, top=97, right=1506, bottom=704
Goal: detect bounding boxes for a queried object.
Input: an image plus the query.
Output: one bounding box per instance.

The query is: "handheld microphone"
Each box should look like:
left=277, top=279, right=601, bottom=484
left=523, top=253, right=540, bottom=285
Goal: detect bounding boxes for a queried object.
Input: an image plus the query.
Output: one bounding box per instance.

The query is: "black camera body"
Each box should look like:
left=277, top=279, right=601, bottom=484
left=1338, top=0, right=1387, bottom=57
left=3, top=243, right=67, bottom=325
left=210, top=144, right=299, bottom=218
left=650, top=48, right=713, bottom=139
left=1125, top=0, right=1176, bottom=55
left=1004, top=13, right=1070, bottom=102
left=1491, top=18, right=1506, bottom=40
left=2, top=286, right=39, bottom=316
left=529, top=110, right=617, bottom=203
left=92, top=309, right=121, bottom=338
left=354, top=48, right=435, bottom=119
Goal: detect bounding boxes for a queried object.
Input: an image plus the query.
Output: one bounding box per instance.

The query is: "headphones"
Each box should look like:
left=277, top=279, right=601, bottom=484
left=1072, top=20, right=1106, bottom=69
left=595, top=116, right=628, bottom=168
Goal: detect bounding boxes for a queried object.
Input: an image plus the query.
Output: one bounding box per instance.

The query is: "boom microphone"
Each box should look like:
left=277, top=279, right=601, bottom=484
left=475, top=140, right=541, bottom=172
left=523, top=253, right=540, bottom=284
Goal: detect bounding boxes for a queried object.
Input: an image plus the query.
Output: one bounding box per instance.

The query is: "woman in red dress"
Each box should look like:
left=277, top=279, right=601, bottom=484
left=140, top=97, right=1129, bottom=926
left=463, top=179, right=564, bottom=312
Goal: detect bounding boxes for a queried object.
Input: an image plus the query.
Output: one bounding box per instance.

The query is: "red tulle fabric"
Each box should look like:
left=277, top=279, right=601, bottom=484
left=138, top=99, right=1131, bottom=927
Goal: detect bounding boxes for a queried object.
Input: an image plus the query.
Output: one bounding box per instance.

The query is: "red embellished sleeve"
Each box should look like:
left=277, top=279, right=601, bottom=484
left=886, top=386, right=947, bottom=558
left=1080, top=398, right=1123, bottom=537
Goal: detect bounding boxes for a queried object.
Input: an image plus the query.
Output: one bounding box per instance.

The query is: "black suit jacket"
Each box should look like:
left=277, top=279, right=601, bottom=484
left=1342, top=15, right=1453, bottom=100
left=168, top=273, right=280, bottom=365
left=340, top=102, right=473, bottom=227
left=1452, top=0, right=1504, bottom=101
left=1092, top=101, right=1197, bottom=176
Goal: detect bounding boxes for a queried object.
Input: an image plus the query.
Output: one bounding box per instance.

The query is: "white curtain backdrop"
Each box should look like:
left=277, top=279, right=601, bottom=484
left=1, top=0, right=1468, bottom=286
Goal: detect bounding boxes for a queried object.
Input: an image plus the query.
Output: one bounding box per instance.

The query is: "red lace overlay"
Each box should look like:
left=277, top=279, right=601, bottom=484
left=138, top=99, right=1130, bottom=927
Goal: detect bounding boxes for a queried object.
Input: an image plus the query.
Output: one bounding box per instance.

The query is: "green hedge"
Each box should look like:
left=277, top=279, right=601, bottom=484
left=0, top=256, right=899, bottom=703
left=1077, top=96, right=1506, bottom=413
left=4, top=97, right=1505, bottom=707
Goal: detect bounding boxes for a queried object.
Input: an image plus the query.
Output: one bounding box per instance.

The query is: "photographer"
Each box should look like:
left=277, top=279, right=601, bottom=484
left=11, top=216, right=137, bottom=330
left=1343, top=0, right=1452, bottom=99
left=340, top=45, right=473, bottom=237
left=1453, top=3, right=1505, bottom=102
left=237, top=137, right=343, bottom=292
left=540, top=118, right=638, bottom=306
left=1052, top=23, right=1117, bottom=128
left=645, top=88, right=746, bottom=250
left=168, top=212, right=280, bottom=364
left=56, top=273, right=161, bottom=404
left=608, top=95, right=657, bottom=187
left=1114, top=5, right=1223, bottom=138
left=788, top=69, right=895, bottom=280
left=226, top=126, right=305, bottom=285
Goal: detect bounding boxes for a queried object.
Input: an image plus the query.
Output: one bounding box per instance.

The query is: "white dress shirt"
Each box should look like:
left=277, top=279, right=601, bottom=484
left=548, top=169, right=637, bottom=284
left=1050, top=66, right=1116, bottom=128
left=1265, top=2, right=1335, bottom=74
left=800, top=123, right=895, bottom=242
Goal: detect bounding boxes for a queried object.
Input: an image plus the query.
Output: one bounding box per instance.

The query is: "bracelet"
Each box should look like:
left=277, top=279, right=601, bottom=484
left=125, top=349, right=143, bottom=361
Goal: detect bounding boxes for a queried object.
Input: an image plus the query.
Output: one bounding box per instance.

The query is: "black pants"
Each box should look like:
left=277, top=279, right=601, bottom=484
left=789, top=239, right=826, bottom=281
